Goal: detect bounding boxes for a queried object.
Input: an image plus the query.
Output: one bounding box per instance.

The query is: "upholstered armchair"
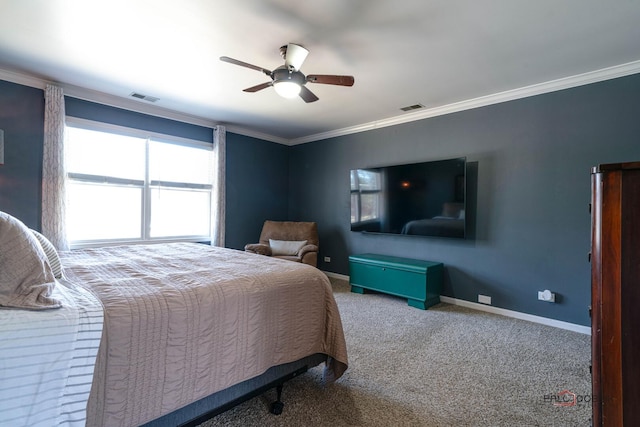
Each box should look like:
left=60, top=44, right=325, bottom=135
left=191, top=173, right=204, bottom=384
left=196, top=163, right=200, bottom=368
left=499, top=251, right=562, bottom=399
left=244, top=220, right=319, bottom=267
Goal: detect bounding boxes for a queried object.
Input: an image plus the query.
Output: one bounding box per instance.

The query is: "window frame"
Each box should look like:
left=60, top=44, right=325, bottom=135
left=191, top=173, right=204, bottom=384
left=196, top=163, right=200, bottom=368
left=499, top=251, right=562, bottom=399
left=65, top=117, right=214, bottom=249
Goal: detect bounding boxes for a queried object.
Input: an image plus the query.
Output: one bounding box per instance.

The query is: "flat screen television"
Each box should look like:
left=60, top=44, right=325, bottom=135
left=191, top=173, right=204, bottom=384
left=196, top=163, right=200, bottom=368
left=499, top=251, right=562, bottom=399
left=350, top=157, right=466, bottom=238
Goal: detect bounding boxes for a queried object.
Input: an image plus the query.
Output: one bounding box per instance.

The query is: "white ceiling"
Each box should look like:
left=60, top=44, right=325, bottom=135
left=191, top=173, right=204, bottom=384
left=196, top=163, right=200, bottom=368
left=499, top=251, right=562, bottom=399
left=1, top=0, right=640, bottom=144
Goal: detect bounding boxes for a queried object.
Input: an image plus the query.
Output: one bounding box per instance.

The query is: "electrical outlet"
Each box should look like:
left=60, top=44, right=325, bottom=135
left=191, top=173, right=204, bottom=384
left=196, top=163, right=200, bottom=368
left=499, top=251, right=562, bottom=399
left=324, top=256, right=331, bottom=263
left=478, top=294, right=491, bottom=305
left=538, top=290, right=556, bottom=303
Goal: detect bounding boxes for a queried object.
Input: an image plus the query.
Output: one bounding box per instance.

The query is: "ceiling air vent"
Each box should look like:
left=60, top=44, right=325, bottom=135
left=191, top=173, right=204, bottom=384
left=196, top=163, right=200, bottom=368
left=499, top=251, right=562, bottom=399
left=129, top=92, right=160, bottom=103
left=400, top=103, right=425, bottom=112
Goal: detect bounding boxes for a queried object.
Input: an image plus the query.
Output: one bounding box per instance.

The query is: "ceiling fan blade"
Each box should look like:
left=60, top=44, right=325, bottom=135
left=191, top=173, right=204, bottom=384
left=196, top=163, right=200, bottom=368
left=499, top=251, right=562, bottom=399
left=243, top=81, right=273, bottom=93
left=284, top=43, right=309, bottom=71
left=306, top=74, right=355, bottom=86
left=299, top=86, right=319, bottom=103
left=220, top=56, right=272, bottom=76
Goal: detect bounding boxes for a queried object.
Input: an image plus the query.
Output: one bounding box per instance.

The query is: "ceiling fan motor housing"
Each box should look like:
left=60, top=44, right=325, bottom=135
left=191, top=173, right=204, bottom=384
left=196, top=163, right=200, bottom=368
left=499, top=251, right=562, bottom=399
left=272, top=66, right=305, bottom=86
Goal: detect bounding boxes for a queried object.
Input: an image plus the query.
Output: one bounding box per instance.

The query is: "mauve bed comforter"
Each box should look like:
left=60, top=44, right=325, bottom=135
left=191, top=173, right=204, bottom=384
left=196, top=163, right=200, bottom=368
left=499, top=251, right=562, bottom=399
left=61, top=243, right=348, bottom=427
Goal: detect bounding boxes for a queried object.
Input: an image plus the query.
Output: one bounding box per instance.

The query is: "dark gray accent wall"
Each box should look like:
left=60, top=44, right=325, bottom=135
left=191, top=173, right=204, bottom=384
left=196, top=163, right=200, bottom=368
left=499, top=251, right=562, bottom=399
left=0, top=81, right=44, bottom=229
left=65, top=97, right=213, bottom=142
left=65, top=99, right=290, bottom=251
left=289, top=73, right=640, bottom=326
left=225, top=133, right=289, bottom=250
left=4, top=73, right=640, bottom=327
left=1, top=88, right=290, bottom=250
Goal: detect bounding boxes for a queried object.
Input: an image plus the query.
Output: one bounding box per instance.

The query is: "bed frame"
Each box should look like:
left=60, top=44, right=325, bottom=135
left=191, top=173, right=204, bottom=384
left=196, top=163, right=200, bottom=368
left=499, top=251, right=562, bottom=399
left=141, top=353, right=327, bottom=427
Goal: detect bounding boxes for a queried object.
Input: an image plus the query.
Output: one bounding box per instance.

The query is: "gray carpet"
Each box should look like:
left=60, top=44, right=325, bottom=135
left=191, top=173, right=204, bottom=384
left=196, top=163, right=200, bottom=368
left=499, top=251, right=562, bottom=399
left=199, top=277, right=591, bottom=427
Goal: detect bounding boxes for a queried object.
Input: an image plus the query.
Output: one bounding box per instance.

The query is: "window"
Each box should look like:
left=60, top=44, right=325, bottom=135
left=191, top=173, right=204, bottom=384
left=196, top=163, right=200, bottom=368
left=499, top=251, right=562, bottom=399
left=350, top=169, right=382, bottom=224
left=65, top=120, right=214, bottom=247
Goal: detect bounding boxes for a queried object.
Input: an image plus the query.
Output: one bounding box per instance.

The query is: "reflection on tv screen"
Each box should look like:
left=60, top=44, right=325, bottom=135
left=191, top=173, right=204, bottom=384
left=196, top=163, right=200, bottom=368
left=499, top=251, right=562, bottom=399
left=350, top=157, right=466, bottom=239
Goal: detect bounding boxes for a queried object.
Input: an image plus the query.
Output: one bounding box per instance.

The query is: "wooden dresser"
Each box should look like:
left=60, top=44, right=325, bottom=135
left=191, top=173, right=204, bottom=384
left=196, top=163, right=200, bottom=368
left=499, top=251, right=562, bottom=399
left=590, top=161, right=640, bottom=426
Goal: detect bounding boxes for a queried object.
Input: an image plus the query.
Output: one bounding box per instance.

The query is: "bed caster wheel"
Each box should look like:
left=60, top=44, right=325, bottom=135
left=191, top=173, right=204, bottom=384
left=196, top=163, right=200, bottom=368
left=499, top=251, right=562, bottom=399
left=270, top=401, right=284, bottom=415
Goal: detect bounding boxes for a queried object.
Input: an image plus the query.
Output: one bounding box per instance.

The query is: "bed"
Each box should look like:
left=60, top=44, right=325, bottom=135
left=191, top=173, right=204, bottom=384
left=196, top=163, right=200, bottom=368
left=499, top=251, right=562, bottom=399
left=0, top=212, right=348, bottom=427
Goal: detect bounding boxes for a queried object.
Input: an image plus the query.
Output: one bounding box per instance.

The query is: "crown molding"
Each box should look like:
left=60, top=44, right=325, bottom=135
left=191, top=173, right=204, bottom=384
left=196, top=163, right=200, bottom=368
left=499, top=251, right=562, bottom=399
left=63, top=83, right=219, bottom=128
left=3, top=59, right=640, bottom=147
left=63, top=84, right=289, bottom=144
left=289, top=59, right=640, bottom=145
left=0, top=66, right=288, bottom=145
left=222, top=125, right=290, bottom=145
left=0, top=67, right=48, bottom=89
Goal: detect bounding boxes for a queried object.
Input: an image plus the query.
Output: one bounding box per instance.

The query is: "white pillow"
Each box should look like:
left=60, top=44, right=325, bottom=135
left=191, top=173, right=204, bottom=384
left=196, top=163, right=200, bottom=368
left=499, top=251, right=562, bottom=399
left=30, top=229, right=63, bottom=279
left=0, top=211, right=61, bottom=310
left=269, top=239, right=308, bottom=256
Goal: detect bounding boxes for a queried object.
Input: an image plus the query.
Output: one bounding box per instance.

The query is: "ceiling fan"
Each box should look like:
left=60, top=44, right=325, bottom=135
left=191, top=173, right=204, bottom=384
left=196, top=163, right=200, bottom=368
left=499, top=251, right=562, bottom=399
left=220, top=43, right=354, bottom=103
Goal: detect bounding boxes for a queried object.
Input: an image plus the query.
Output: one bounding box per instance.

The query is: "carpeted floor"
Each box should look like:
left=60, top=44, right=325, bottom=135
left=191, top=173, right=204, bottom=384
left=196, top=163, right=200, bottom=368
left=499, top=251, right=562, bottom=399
left=199, top=277, right=592, bottom=427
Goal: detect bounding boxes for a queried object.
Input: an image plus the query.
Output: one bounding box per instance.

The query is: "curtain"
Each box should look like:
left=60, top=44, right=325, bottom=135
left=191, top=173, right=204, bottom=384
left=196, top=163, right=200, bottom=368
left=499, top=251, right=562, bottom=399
left=42, top=84, right=68, bottom=251
left=211, top=125, right=226, bottom=247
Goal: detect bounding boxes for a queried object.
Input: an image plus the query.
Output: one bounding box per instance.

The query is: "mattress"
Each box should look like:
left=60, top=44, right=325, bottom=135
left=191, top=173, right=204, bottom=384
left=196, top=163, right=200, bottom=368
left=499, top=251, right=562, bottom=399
left=59, top=243, right=348, bottom=427
left=0, top=281, right=104, bottom=427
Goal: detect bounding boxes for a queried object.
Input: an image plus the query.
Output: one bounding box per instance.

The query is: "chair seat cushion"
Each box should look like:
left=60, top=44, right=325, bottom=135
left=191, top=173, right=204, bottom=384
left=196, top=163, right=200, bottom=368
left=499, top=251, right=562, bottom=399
left=269, top=239, right=307, bottom=256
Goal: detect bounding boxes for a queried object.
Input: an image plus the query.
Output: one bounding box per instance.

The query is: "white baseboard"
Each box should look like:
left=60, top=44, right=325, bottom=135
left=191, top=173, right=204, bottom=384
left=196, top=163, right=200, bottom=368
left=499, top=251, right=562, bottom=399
left=324, top=271, right=350, bottom=281
left=323, top=271, right=591, bottom=335
left=439, top=296, right=591, bottom=335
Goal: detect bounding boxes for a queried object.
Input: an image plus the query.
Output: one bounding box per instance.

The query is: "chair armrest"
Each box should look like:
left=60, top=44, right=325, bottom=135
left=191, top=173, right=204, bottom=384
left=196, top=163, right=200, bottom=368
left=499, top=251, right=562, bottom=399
left=298, top=244, right=318, bottom=258
left=244, top=243, right=272, bottom=256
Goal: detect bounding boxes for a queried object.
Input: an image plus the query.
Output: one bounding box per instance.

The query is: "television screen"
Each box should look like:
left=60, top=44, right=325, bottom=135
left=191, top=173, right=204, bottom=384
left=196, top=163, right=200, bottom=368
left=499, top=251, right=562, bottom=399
left=350, top=157, right=466, bottom=238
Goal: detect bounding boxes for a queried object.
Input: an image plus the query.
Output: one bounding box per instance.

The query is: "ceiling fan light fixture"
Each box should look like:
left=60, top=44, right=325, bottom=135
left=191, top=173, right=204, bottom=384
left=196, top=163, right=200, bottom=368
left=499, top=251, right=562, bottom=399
left=220, top=44, right=354, bottom=103
left=273, top=80, right=301, bottom=98
left=282, top=43, right=309, bottom=71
